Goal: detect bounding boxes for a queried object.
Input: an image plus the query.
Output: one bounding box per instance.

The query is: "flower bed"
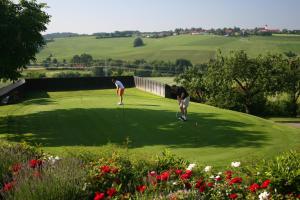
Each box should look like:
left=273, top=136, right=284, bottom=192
left=0, top=143, right=299, bottom=200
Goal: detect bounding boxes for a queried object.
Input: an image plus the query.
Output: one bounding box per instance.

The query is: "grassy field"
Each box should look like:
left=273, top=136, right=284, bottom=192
left=36, top=35, right=300, bottom=64
left=146, top=77, right=177, bottom=85
left=0, top=88, right=299, bottom=166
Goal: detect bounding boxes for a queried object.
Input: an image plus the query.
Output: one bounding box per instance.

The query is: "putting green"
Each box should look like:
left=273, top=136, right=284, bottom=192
left=0, top=88, right=299, bottom=166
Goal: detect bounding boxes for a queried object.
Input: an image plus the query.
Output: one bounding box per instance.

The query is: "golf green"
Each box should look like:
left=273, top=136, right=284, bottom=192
left=0, top=88, right=299, bottom=166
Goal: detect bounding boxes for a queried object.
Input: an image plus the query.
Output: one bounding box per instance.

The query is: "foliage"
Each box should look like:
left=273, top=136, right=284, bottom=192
left=175, top=65, right=208, bottom=102
left=52, top=71, right=83, bottom=78
left=23, top=71, right=46, bottom=79
left=71, top=53, right=93, bottom=67
left=205, top=51, right=285, bottom=114
left=92, top=67, right=105, bottom=77
left=133, top=37, right=144, bottom=47
left=0, top=0, right=50, bottom=80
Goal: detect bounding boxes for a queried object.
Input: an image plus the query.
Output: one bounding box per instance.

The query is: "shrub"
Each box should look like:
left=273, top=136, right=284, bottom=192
left=133, top=37, right=144, bottom=47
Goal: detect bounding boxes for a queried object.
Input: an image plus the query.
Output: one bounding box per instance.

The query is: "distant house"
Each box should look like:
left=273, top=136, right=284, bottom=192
left=258, top=25, right=280, bottom=33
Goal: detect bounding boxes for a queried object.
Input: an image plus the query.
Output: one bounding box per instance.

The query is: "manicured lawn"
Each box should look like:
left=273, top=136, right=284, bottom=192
left=36, top=35, right=300, bottom=64
left=0, top=88, right=299, bottom=166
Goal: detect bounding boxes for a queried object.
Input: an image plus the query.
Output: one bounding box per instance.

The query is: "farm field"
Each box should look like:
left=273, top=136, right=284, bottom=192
left=0, top=88, right=299, bottom=167
left=37, top=35, right=300, bottom=64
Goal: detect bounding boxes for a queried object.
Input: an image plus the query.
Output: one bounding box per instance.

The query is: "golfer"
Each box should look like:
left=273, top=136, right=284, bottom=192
left=172, top=85, right=190, bottom=121
left=112, top=78, right=125, bottom=105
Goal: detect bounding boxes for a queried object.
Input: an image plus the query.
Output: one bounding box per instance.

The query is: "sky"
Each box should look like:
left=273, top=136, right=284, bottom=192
left=34, top=0, right=300, bottom=34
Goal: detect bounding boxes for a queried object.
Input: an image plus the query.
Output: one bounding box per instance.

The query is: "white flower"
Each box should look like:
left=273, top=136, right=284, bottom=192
left=186, top=163, right=196, bottom=171
left=204, top=166, right=212, bottom=172
left=214, top=175, right=221, bottom=181
left=54, top=156, right=60, bottom=160
left=231, top=161, right=241, bottom=168
left=217, top=172, right=222, bottom=175
left=48, top=155, right=61, bottom=164
left=259, top=191, right=270, bottom=200
left=173, top=182, right=178, bottom=185
left=209, top=175, right=215, bottom=179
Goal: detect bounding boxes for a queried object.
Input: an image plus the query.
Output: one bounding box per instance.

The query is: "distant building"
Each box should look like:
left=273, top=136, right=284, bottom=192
left=259, top=25, right=280, bottom=33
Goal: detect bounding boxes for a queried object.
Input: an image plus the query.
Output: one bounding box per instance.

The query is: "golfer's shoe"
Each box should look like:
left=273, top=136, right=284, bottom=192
left=178, top=116, right=186, bottom=121
left=182, top=116, right=187, bottom=121
left=118, top=102, right=124, bottom=105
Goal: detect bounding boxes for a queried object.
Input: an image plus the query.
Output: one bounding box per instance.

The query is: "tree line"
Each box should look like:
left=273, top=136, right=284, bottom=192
left=175, top=51, right=300, bottom=117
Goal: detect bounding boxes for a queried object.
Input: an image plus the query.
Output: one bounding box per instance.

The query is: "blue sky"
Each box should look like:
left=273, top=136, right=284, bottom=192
left=37, top=0, right=300, bottom=34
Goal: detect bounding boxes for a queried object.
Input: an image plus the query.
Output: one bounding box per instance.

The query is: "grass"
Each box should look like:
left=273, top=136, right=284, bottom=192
left=0, top=80, right=12, bottom=89
left=146, top=77, right=177, bottom=85
left=36, top=35, right=300, bottom=64
left=0, top=88, right=299, bottom=166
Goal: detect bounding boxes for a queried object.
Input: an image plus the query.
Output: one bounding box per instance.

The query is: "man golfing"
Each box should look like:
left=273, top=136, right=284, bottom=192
left=172, top=85, right=190, bottom=121
left=112, top=78, right=125, bottom=105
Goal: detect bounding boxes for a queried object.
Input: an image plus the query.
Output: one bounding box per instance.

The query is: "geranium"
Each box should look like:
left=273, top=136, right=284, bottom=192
left=249, top=183, right=260, bottom=192
left=136, top=185, right=147, bottom=193
left=204, top=166, right=212, bottom=172
left=229, top=177, right=242, bottom=185
left=12, top=163, right=22, bottom=173
left=195, top=179, right=203, bottom=188
left=94, top=192, right=105, bottom=200
left=175, top=169, right=183, bottom=175
left=29, top=159, right=42, bottom=168
left=100, top=165, right=111, bottom=174
left=225, top=170, right=233, bottom=179
left=258, top=191, right=270, bottom=200
left=149, top=171, right=156, bottom=176
left=199, top=184, right=206, bottom=193
left=180, top=171, right=192, bottom=180
left=261, top=179, right=271, bottom=188
left=160, top=171, right=170, bottom=181
left=107, top=187, right=117, bottom=197
left=214, top=175, right=222, bottom=181
left=231, top=161, right=241, bottom=168
left=207, top=182, right=214, bottom=187
left=1, top=182, right=15, bottom=192
left=229, top=193, right=238, bottom=199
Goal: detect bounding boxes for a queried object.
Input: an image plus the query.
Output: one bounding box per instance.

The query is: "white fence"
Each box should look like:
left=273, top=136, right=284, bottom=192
left=134, top=76, right=166, bottom=97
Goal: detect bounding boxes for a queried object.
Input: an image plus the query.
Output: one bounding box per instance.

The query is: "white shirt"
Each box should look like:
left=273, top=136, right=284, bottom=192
left=115, top=80, right=125, bottom=89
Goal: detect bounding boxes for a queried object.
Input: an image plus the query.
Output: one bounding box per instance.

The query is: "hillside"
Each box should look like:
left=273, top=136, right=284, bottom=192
left=36, top=35, right=300, bottom=64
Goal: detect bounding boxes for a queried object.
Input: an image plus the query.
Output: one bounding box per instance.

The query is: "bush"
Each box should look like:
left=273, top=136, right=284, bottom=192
left=133, top=37, right=144, bottom=47
left=24, top=72, right=46, bottom=79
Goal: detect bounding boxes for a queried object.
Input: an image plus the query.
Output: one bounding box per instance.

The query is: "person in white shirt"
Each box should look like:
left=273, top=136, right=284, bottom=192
left=112, top=78, right=125, bottom=105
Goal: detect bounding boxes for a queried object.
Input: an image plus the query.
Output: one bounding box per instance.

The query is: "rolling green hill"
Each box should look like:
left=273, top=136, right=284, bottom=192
left=37, top=35, right=300, bottom=64
left=0, top=88, right=299, bottom=166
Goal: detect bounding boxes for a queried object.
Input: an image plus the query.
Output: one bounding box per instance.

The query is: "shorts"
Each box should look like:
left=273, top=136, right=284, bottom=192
left=118, top=88, right=125, bottom=96
left=180, top=96, right=190, bottom=108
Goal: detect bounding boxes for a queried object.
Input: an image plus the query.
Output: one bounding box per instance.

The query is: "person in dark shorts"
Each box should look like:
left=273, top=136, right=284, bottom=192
left=172, top=85, right=190, bottom=121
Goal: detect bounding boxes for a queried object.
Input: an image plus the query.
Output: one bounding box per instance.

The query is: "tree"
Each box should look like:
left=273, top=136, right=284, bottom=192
left=0, top=0, right=50, bottom=80
left=133, top=37, right=144, bottom=47
left=206, top=51, right=285, bottom=114
left=175, top=64, right=208, bottom=102
left=80, top=53, right=93, bottom=67
left=175, top=59, right=192, bottom=73
left=284, top=53, right=300, bottom=116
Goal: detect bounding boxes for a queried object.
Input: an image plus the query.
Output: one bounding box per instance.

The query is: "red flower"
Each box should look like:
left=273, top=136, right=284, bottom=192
left=94, top=192, right=105, bottom=200
left=199, top=185, right=206, bottom=193
left=229, top=193, right=238, bottom=199
left=175, top=169, right=183, bottom=175
left=261, top=179, right=271, bottom=188
left=12, top=163, right=22, bottom=173
left=160, top=171, right=170, bottom=181
left=111, top=167, right=119, bottom=174
left=225, top=170, right=233, bottom=179
left=100, top=165, right=111, bottom=174
left=180, top=170, right=192, bottom=180
left=184, top=182, right=192, bottom=189
left=185, top=170, right=192, bottom=175
left=29, top=159, right=42, bottom=168
left=215, top=176, right=222, bottom=181
left=136, top=185, right=147, bottom=193
left=195, top=179, right=203, bottom=188
left=229, top=177, right=242, bottom=185
left=149, top=171, right=156, bottom=176
left=249, top=183, right=260, bottom=192
left=156, top=175, right=161, bottom=181
left=2, top=182, right=15, bottom=192
left=107, top=187, right=117, bottom=197
left=207, top=182, right=214, bottom=187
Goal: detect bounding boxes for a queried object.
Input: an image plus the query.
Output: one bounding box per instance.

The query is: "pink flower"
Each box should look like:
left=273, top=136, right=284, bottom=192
left=261, top=179, right=271, bottom=188
left=107, top=187, right=117, bottom=197
left=249, top=183, right=260, bottom=192
left=229, top=193, right=238, bottom=199
left=136, top=185, right=147, bottom=193
left=94, top=192, right=105, bottom=200
left=149, top=171, right=156, bottom=176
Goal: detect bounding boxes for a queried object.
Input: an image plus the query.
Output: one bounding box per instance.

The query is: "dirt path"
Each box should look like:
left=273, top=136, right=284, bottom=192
left=279, top=123, right=300, bottom=128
